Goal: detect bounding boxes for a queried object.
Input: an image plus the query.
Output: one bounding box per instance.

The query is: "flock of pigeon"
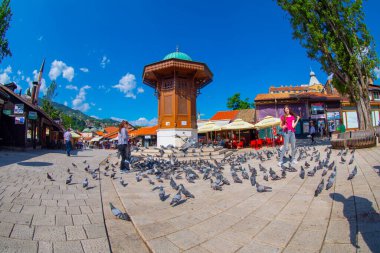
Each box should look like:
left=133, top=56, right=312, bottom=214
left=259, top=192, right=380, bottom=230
left=45, top=144, right=358, bottom=221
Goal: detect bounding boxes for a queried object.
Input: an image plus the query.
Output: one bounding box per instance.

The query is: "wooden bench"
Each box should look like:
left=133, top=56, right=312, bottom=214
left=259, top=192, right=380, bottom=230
left=331, top=129, right=377, bottom=149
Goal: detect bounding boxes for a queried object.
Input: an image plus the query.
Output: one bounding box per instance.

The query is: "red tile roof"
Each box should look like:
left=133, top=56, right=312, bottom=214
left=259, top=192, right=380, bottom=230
left=130, top=125, right=158, bottom=137
left=210, top=110, right=240, bottom=120
left=104, top=126, right=118, bottom=134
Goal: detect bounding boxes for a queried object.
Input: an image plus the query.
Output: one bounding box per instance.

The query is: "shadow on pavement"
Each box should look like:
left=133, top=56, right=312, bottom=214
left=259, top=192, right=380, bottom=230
left=330, top=193, right=380, bottom=252
left=17, top=161, right=53, bottom=166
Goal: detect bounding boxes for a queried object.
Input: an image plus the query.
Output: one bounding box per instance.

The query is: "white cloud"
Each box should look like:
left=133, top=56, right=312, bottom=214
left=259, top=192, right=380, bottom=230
left=100, top=55, right=110, bottom=69
left=26, top=70, right=47, bottom=95
left=72, top=85, right=91, bottom=112
left=49, top=60, right=75, bottom=82
left=98, top=108, right=102, bottom=111
left=17, top=70, right=22, bottom=75
left=0, top=65, right=12, bottom=84
left=98, top=85, right=106, bottom=89
left=65, top=84, right=78, bottom=90
left=112, top=73, right=139, bottom=99
left=79, top=67, right=89, bottom=73
left=64, top=101, right=68, bottom=106
left=375, top=67, right=380, bottom=79
left=91, top=115, right=100, bottom=119
left=90, top=102, right=96, bottom=106
left=38, top=36, right=43, bottom=41
left=137, top=87, right=144, bottom=94
left=130, top=117, right=158, bottom=126
left=110, top=117, right=125, bottom=122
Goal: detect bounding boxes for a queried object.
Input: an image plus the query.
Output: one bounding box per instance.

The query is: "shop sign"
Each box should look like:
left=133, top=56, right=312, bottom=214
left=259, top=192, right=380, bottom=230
left=15, top=116, right=25, bottom=125
left=310, top=114, right=326, bottom=119
left=28, top=111, right=37, bottom=120
left=2, top=109, right=11, bottom=115
left=145, top=135, right=151, bottom=139
left=14, top=104, right=24, bottom=114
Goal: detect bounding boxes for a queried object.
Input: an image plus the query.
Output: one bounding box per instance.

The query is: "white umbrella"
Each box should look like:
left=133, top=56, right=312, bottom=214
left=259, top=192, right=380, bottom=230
left=198, top=121, right=221, bottom=134
left=254, top=116, right=281, bottom=129
left=221, top=119, right=255, bottom=142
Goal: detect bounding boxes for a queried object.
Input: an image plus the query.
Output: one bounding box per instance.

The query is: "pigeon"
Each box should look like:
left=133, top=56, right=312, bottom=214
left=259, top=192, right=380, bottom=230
left=321, top=168, right=328, bottom=177
left=110, top=172, right=116, bottom=179
left=307, top=167, right=316, bottom=177
left=119, top=178, right=128, bottom=187
left=47, top=173, right=54, bottom=181
left=148, top=178, right=155, bottom=185
left=170, top=177, right=179, bottom=190
left=83, top=160, right=87, bottom=164
left=341, top=156, right=346, bottom=163
left=351, top=149, right=355, bottom=154
left=67, top=168, right=71, bottom=174
left=325, top=175, right=335, bottom=190
left=299, top=167, right=305, bottom=179
left=135, top=173, right=142, bottom=182
left=242, top=169, right=249, bottom=180
left=210, top=179, right=223, bottom=191
left=233, top=174, right=243, bottom=183
left=256, top=182, right=272, bottom=192
left=250, top=174, right=256, bottom=186
left=263, top=173, right=269, bottom=181
left=270, top=172, right=281, bottom=180
left=328, top=161, right=335, bottom=170
left=305, top=161, right=310, bottom=168
left=170, top=190, right=182, bottom=206
left=180, top=184, right=194, bottom=198
left=281, top=169, right=286, bottom=179
left=347, top=166, right=357, bottom=180
left=348, top=155, right=354, bottom=165
left=110, top=203, right=130, bottom=221
left=158, top=186, right=166, bottom=201
left=82, top=178, right=88, bottom=188
left=72, top=163, right=77, bottom=168
left=314, top=179, right=324, bottom=196
left=66, top=175, right=72, bottom=184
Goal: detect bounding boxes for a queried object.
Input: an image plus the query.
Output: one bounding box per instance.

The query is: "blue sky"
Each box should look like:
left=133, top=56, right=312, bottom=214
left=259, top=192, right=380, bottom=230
left=1, top=0, right=379, bottom=126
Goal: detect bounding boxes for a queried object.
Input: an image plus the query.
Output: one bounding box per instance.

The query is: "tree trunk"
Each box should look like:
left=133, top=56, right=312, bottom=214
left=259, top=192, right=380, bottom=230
left=355, top=80, right=373, bottom=130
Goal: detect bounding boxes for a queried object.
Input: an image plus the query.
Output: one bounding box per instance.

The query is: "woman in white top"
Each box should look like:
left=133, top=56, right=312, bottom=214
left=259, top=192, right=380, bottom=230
left=310, top=121, right=316, bottom=144
left=117, top=121, right=129, bottom=171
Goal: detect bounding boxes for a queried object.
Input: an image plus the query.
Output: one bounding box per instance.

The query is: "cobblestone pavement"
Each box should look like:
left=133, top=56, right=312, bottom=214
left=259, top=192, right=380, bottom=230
left=1, top=143, right=380, bottom=253
left=0, top=149, right=114, bottom=253
left=107, top=143, right=380, bottom=253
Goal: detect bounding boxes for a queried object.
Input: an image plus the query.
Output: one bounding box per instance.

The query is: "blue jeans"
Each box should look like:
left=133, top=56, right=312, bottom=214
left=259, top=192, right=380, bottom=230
left=279, top=131, right=296, bottom=163
left=65, top=141, right=72, bottom=156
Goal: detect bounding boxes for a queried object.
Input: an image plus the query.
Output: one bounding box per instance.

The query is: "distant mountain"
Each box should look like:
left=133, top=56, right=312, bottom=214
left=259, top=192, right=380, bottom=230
left=40, top=100, right=120, bottom=128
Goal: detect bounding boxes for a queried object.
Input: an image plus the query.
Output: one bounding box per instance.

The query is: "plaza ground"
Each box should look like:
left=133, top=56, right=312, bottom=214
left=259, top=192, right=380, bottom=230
left=0, top=141, right=379, bottom=253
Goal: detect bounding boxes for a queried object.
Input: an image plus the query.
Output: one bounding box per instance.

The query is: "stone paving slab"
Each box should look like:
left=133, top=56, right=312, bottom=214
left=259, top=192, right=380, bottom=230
left=107, top=142, right=380, bottom=253
left=1, top=142, right=380, bottom=253
left=0, top=149, right=112, bottom=253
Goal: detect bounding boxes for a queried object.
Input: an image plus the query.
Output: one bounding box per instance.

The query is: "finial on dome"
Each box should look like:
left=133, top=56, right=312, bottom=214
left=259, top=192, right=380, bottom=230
left=176, top=45, right=179, bottom=52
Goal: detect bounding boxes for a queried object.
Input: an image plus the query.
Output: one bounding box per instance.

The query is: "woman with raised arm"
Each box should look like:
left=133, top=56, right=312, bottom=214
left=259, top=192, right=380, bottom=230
left=278, top=105, right=300, bottom=167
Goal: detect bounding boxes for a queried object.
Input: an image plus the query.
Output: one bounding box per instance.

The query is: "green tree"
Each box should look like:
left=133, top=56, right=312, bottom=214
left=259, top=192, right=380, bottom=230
left=227, top=93, right=253, bottom=110
left=41, top=81, right=60, bottom=119
left=277, top=0, right=379, bottom=130
left=0, top=0, right=12, bottom=63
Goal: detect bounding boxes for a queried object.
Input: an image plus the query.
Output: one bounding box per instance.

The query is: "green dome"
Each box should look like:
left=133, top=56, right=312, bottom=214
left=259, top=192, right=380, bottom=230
left=163, top=51, right=192, bottom=61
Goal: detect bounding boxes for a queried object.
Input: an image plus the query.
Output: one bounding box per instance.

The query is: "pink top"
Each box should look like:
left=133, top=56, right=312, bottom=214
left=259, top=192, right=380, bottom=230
left=281, top=115, right=296, bottom=133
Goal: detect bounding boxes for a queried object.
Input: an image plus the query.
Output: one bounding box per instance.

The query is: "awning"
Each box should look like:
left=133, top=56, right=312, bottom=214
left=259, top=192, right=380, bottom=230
left=90, top=136, right=103, bottom=142
left=198, top=121, right=222, bottom=133
left=70, top=131, right=81, bottom=138
left=254, top=116, right=281, bottom=129
left=221, top=119, right=255, bottom=130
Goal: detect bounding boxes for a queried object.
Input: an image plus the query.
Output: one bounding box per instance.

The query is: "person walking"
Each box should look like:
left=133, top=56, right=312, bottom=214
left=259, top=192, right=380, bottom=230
left=278, top=105, right=300, bottom=167
left=337, top=119, right=346, bottom=133
left=64, top=128, right=72, bottom=156
left=328, top=123, right=334, bottom=140
left=117, top=121, right=130, bottom=172
left=310, top=121, right=316, bottom=144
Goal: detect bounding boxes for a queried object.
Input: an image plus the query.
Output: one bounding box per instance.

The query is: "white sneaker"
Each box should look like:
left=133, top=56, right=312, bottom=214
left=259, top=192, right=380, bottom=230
left=291, top=160, right=298, bottom=165
left=278, top=162, right=283, bottom=167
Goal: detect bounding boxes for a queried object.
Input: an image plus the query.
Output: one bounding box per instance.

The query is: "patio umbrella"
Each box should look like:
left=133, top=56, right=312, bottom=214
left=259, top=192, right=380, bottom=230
left=198, top=121, right=222, bottom=134
left=253, top=116, right=281, bottom=129
left=221, top=119, right=256, bottom=141
left=70, top=131, right=81, bottom=139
